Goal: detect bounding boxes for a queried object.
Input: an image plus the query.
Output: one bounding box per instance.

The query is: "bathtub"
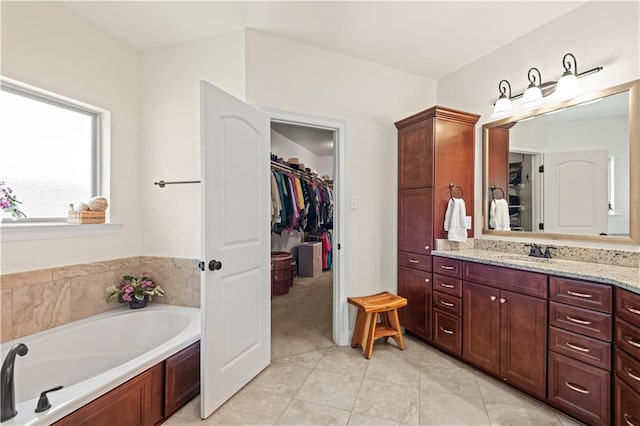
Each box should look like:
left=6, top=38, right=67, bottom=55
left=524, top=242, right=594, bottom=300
left=1, top=304, right=200, bottom=426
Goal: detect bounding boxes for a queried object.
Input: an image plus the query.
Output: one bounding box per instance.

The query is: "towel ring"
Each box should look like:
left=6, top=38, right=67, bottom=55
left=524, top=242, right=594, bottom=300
left=490, top=185, right=505, bottom=200
left=449, top=183, right=464, bottom=199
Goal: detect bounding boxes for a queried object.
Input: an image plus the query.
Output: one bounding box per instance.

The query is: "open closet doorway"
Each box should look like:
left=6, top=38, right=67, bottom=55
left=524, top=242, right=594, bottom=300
left=264, top=108, right=349, bottom=359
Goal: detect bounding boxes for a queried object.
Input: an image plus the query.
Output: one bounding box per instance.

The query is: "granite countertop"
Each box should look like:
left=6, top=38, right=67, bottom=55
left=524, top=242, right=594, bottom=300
left=432, top=248, right=640, bottom=294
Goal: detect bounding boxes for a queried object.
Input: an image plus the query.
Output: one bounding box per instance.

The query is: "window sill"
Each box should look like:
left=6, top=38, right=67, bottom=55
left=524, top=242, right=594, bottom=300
left=0, top=222, right=122, bottom=242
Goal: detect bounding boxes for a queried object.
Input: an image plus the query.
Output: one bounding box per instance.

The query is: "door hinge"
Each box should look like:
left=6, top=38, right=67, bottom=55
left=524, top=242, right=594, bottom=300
left=538, top=223, right=544, bottom=230
left=538, top=165, right=544, bottom=173
left=337, top=243, right=341, bottom=250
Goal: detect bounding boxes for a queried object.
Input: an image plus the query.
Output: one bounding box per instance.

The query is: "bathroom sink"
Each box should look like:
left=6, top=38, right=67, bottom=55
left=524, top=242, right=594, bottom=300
left=496, top=254, right=556, bottom=265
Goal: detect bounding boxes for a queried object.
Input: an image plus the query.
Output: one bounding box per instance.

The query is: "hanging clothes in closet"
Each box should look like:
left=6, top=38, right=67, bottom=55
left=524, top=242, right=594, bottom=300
left=270, top=162, right=334, bottom=236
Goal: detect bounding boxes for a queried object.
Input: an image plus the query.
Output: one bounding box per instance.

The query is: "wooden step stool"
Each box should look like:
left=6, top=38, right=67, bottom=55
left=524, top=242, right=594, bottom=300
left=347, top=291, right=408, bottom=359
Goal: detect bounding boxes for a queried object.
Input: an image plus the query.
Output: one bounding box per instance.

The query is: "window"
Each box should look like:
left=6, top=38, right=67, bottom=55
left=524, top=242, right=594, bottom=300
left=0, top=78, right=102, bottom=221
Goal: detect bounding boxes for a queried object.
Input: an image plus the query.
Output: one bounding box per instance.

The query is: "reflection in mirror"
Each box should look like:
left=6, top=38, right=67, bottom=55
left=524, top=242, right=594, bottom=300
left=483, top=80, right=639, bottom=244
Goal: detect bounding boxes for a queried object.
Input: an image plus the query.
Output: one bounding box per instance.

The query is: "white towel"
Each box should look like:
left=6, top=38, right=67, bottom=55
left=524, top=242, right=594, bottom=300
left=490, top=199, right=511, bottom=231
left=444, top=198, right=467, bottom=242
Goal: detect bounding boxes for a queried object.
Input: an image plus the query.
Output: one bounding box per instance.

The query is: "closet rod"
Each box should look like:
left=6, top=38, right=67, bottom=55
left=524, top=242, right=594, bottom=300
left=271, top=161, right=327, bottom=185
left=154, top=180, right=201, bottom=188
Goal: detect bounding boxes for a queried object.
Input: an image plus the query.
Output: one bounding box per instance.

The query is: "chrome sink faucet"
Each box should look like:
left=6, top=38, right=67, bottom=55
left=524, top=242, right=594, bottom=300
left=1, top=343, right=28, bottom=422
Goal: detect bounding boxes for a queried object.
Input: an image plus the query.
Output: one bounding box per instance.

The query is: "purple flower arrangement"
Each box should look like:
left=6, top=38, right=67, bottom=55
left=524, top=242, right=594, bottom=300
left=106, top=272, right=165, bottom=304
left=0, top=181, right=26, bottom=219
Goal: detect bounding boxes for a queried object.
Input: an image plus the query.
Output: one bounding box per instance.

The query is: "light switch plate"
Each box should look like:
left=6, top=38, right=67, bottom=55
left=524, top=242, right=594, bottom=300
left=465, top=216, right=472, bottom=229
left=350, top=196, right=360, bottom=210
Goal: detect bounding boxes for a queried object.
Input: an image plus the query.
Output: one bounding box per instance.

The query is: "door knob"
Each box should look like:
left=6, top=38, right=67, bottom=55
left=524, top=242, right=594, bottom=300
left=208, top=260, right=222, bottom=271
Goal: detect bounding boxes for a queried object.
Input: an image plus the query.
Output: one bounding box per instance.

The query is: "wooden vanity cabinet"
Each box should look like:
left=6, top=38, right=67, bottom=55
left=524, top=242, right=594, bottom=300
left=615, top=288, right=640, bottom=426
left=547, top=277, right=612, bottom=426
left=54, top=342, right=200, bottom=426
left=462, top=263, right=548, bottom=399
left=395, top=106, right=479, bottom=342
left=398, top=266, right=432, bottom=339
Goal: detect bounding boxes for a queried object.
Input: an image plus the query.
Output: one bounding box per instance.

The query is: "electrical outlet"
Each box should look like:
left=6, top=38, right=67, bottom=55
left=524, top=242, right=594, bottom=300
left=465, top=216, right=472, bottom=229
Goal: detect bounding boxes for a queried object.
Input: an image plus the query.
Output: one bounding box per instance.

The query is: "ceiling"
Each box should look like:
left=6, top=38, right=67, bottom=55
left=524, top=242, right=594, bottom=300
left=60, top=1, right=588, bottom=80
left=57, top=1, right=589, bottom=156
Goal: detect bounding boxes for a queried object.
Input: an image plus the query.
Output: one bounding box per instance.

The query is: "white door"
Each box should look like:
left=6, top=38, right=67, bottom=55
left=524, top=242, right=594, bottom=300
left=200, top=81, right=270, bottom=418
left=543, top=149, right=608, bottom=235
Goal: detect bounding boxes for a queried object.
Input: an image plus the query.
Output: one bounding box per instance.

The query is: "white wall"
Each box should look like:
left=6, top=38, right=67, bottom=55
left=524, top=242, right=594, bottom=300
left=316, top=156, right=334, bottom=179
left=270, top=129, right=325, bottom=173
left=140, top=30, right=246, bottom=258
left=437, top=1, right=640, bottom=249
left=0, top=2, right=142, bottom=273
left=246, top=30, right=437, bottom=296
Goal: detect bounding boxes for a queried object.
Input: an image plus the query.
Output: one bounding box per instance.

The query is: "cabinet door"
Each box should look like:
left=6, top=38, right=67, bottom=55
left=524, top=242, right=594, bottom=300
left=463, top=282, right=500, bottom=374
left=398, top=266, right=432, bottom=340
left=165, top=341, right=201, bottom=418
left=54, top=364, right=163, bottom=426
left=398, top=119, right=433, bottom=189
left=499, top=290, right=547, bottom=399
left=398, top=188, right=433, bottom=255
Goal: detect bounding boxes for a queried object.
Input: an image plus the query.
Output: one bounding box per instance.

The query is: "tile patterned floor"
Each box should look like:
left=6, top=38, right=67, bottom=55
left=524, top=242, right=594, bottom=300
left=165, top=272, right=583, bottom=425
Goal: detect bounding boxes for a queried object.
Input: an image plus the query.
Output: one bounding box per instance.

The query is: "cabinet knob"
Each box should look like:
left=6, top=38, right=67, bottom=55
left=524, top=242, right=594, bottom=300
left=424, top=278, right=430, bottom=283
left=499, top=298, right=506, bottom=304
left=425, top=245, right=430, bottom=251
left=490, top=296, right=497, bottom=301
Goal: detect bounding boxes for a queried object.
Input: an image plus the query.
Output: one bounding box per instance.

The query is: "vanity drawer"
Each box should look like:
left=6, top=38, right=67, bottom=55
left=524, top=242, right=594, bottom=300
left=433, top=257, right=462, bottom=278
left=617, top=288, right=640, bottom=327
left=616, top=318, right=640, bottom=360
left=549, top=326, right=611, bottom=370
left=433, top=275, right=462, bottom=298
left=550, top=276, right=612, bottom=313
left=398, top=251, right=432, bottom=272
left=615, top=348, right=640, bottom=395
left=615, top=377, right=640, bottom=426
left=463, top=261, right=547, bottom=299
left=433, top=291, right=461, bottom=316
left=549, top=302, right=612, bottom=342
left=432, top=310, right=461, bottom=356
left=548, top=352, right=611, bottom=426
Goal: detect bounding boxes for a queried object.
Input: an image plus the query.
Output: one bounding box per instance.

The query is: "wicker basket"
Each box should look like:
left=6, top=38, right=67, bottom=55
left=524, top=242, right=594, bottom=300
left=67, top=210, right=105, bottom=224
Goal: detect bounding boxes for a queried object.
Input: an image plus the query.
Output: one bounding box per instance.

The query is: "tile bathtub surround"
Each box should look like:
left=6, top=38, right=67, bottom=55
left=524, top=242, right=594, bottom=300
left=0, top=256, right=200, bottom=343
left=473, top=238, right=640, bottom=268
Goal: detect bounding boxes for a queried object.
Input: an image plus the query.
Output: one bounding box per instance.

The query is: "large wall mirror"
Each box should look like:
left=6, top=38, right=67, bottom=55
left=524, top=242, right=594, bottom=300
left=482, top=79, right=639, bottom=245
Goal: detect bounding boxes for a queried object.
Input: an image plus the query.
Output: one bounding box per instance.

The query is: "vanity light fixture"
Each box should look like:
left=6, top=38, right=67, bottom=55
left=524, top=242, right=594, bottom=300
left=554, top=53, right=582, bottom=99
left=491, top=79, right=513, bottom=118
left=490, top=52, right=603, bottom=117
left=521, top=67, right=544, bottom=109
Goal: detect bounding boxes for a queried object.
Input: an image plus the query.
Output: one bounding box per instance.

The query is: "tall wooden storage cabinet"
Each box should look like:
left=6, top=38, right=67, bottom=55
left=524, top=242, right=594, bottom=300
left=395, top=106, right=480, bottom=341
